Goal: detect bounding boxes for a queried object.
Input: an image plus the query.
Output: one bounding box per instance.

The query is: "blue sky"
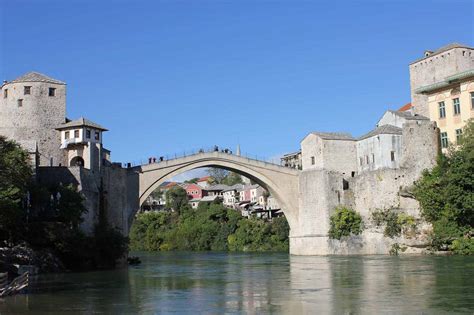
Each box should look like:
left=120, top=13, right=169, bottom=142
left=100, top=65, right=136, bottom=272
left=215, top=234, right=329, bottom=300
left=1, top=0, right=473, bottom=167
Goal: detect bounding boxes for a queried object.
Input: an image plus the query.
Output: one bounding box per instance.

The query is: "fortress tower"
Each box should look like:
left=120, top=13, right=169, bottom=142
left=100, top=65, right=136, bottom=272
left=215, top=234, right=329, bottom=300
left=0, top=72, right=67, bottom=166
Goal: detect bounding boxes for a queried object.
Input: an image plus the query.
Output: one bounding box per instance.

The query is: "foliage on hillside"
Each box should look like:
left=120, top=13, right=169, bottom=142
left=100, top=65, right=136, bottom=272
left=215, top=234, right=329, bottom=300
left=414, top=120, right=474, bottom=255
left=129, top=201, right=289, bottom=252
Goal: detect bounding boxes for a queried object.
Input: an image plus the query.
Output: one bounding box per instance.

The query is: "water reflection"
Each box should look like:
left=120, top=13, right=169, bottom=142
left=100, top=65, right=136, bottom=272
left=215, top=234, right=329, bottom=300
left=1, top=252, right=473, bottom=314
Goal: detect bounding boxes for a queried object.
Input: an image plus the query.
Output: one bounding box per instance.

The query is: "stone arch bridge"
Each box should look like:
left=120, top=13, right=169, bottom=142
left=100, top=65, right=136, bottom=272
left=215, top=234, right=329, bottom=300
left=125, top=151, right=300, bottom=231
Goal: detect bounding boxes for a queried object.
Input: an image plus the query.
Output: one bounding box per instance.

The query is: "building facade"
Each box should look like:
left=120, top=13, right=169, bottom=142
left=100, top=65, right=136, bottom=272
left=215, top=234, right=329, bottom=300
left=409, top=43, right=474, bottom=148
left=280, top=151, right=302, bottom=169
left=57, top=117, right=109, bottom=172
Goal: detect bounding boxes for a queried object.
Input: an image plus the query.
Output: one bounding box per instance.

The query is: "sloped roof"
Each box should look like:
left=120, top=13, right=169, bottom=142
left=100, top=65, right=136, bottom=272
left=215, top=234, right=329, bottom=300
left=359, top=125, right=402, bottom=140
left=222, top=184, right=244, bottom=192
left=398, top=103, right=412, bottom=112
left=410, top=43, right=473, bottom=64
left=56, top=117, right=108, bottom=131
left=8, top=72, right=66, bottom=85
left=310, top=132, right=354, bottom=140
left=197, top=176, right=211, bottom=182
left=388, top=110, right=429, bottom=121
left=205, top=184, right=231, bottom=191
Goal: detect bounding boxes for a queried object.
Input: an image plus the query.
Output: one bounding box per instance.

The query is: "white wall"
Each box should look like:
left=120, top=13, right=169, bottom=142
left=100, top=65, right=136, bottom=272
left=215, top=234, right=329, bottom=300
left=356, top=134, right=401, bottom=173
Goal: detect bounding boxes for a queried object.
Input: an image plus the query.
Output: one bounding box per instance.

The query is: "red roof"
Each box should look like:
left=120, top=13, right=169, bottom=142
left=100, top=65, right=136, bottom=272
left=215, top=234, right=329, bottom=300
left=164, top=182, right=178, bottom=188
left=398, top=103, right=412, bottom=112
left=197, top=176, right=211, bottom=182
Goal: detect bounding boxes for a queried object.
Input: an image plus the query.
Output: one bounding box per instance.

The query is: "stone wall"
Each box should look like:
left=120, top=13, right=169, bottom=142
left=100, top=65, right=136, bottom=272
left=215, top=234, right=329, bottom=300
left=356, top=134, right=401, bottom=173
left=37, top=167, right=100, bottom=234
left=0, top=81, right=67, bottom=166
left=293, top=118, right=440, bottom=255
left=301, top=134, right=357, bottom=176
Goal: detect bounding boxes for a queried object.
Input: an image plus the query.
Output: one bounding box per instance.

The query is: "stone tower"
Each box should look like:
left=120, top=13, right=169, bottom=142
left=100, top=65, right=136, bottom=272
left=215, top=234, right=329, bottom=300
left=0, top=72, right=67, bottom=166
left=409, top=43, right=474, bottom=117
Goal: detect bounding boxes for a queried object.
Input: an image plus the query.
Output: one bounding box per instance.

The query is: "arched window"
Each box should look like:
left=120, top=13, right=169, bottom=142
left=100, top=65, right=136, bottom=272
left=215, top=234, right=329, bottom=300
left=70, top=156, right=85, bottom=167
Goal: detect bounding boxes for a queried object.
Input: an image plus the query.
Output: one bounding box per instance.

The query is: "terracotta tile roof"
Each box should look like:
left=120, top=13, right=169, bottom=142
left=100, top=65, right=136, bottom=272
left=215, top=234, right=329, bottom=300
left=398, top=103, right=412, bottom=112
left=197, top=176, right=211, bottom=182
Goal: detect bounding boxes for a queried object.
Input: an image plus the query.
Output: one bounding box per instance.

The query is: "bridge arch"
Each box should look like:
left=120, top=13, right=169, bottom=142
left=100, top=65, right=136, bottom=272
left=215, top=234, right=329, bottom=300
left=130, top=152, right=300, bottom=232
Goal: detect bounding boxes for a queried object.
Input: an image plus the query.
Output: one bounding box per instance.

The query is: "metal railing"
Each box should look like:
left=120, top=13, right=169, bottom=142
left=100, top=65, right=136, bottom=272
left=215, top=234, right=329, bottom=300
left=121, top=146, right=290, bottom=169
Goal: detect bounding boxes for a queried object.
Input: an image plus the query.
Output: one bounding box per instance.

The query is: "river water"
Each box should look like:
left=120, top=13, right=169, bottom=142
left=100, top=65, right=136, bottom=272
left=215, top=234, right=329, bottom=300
left=1, top=252, right=473, bottom=314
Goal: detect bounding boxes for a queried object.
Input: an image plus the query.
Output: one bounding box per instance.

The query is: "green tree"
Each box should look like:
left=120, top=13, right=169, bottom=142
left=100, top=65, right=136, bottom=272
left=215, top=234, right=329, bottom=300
left=222, top=172, right=244, bottom=186
left=0, top=137, right=32, bottom=243
left=414, top=120, right=474, bottom=254
left=165, top=186, right=189, bottom=212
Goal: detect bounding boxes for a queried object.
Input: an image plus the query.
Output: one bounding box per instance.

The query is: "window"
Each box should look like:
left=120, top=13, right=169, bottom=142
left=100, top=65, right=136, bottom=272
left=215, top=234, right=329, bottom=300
left=453, top=98, right=461, bottom=115
left=48, top=88, right=56, bottom=97
left=456, top=129, right=463, bottom=143
left=438, top=101, right=446, bottom=118
left=359, top=157, right=363, bottom=166
left=440, top=132, right=448, bottom=148
left=366, top=156, right=369, bottom=164
left=471, top=92, right=474, bottom=109
left=65, top=131, right=70, bottom=139
left=372, top=154, right=375, bottom=163
left=17, top=99, right=23, bottom=107
left=86, top=129, right=91, bottom=138
left=310, top=156, right=315, bottom=165
left=390, top=151, right=395, bottom=162
left=95, top=131, right=100, bottom=141
left=3, top=89, right=7, bottom=98
left=74, top=130, right=80, bottom=138
left=24, top=86, right=31, bottom=95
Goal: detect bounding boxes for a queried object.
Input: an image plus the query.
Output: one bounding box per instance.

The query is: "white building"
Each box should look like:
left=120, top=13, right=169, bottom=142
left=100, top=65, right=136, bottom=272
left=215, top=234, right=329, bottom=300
left=56, top=117, right=109, bottom=172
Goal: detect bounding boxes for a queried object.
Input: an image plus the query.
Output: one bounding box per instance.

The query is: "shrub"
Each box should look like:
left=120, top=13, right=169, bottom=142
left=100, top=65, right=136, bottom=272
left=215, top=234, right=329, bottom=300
left=413, top=120, right=474, bottom=254
left=449, top=237, right=474, bottom=255
left=371, top=209, right=417, bottom=238
left=328, top=206, right=363, bottom=240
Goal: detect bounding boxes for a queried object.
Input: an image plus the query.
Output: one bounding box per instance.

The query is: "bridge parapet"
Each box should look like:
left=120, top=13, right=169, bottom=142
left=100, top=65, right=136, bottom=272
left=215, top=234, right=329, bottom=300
left=133, top=151, right=300, bottom=176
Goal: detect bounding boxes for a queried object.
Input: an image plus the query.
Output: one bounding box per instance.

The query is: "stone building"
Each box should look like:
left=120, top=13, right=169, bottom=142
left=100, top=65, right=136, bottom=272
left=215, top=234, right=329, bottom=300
left=0, top=72, right=67, bottom=166
left=301, top=132, right=357, bottom=176
left=56, top=117, right=109, bottom=172
left=294, top=107, right=439, bottom=255
left=409, top=43, right=474, bottom=124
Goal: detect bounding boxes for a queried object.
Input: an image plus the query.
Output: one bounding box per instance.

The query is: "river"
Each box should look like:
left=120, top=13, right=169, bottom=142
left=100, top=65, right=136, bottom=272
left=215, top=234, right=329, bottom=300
left=1, top=252, right=473, bottom=314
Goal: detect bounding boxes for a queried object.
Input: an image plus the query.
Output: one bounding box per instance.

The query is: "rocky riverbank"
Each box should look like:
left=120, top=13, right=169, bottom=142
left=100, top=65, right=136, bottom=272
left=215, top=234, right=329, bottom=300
left=0, top=245, right=65, bottom=278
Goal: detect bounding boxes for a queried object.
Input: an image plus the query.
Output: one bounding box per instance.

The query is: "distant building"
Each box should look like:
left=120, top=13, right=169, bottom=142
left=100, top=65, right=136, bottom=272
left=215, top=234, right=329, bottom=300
left=205, top=184, right=230, bottom=197
left=222, top=184, right=243, bottom=207
left=196, top=176, right=211, bottom=188
left=281, top=150, right=302, bottom=169
left=183, top=183, right=206, bottom=201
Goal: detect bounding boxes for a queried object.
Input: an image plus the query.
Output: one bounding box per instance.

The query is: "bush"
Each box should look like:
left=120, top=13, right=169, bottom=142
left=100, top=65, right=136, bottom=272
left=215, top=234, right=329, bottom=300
left=414, top=120, right=474, bottom=254
left=449, top=237, right=474, bottom=255
left=371, top=209, right=417, bottom=238
left=328, top=206, right=363, bottom=240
